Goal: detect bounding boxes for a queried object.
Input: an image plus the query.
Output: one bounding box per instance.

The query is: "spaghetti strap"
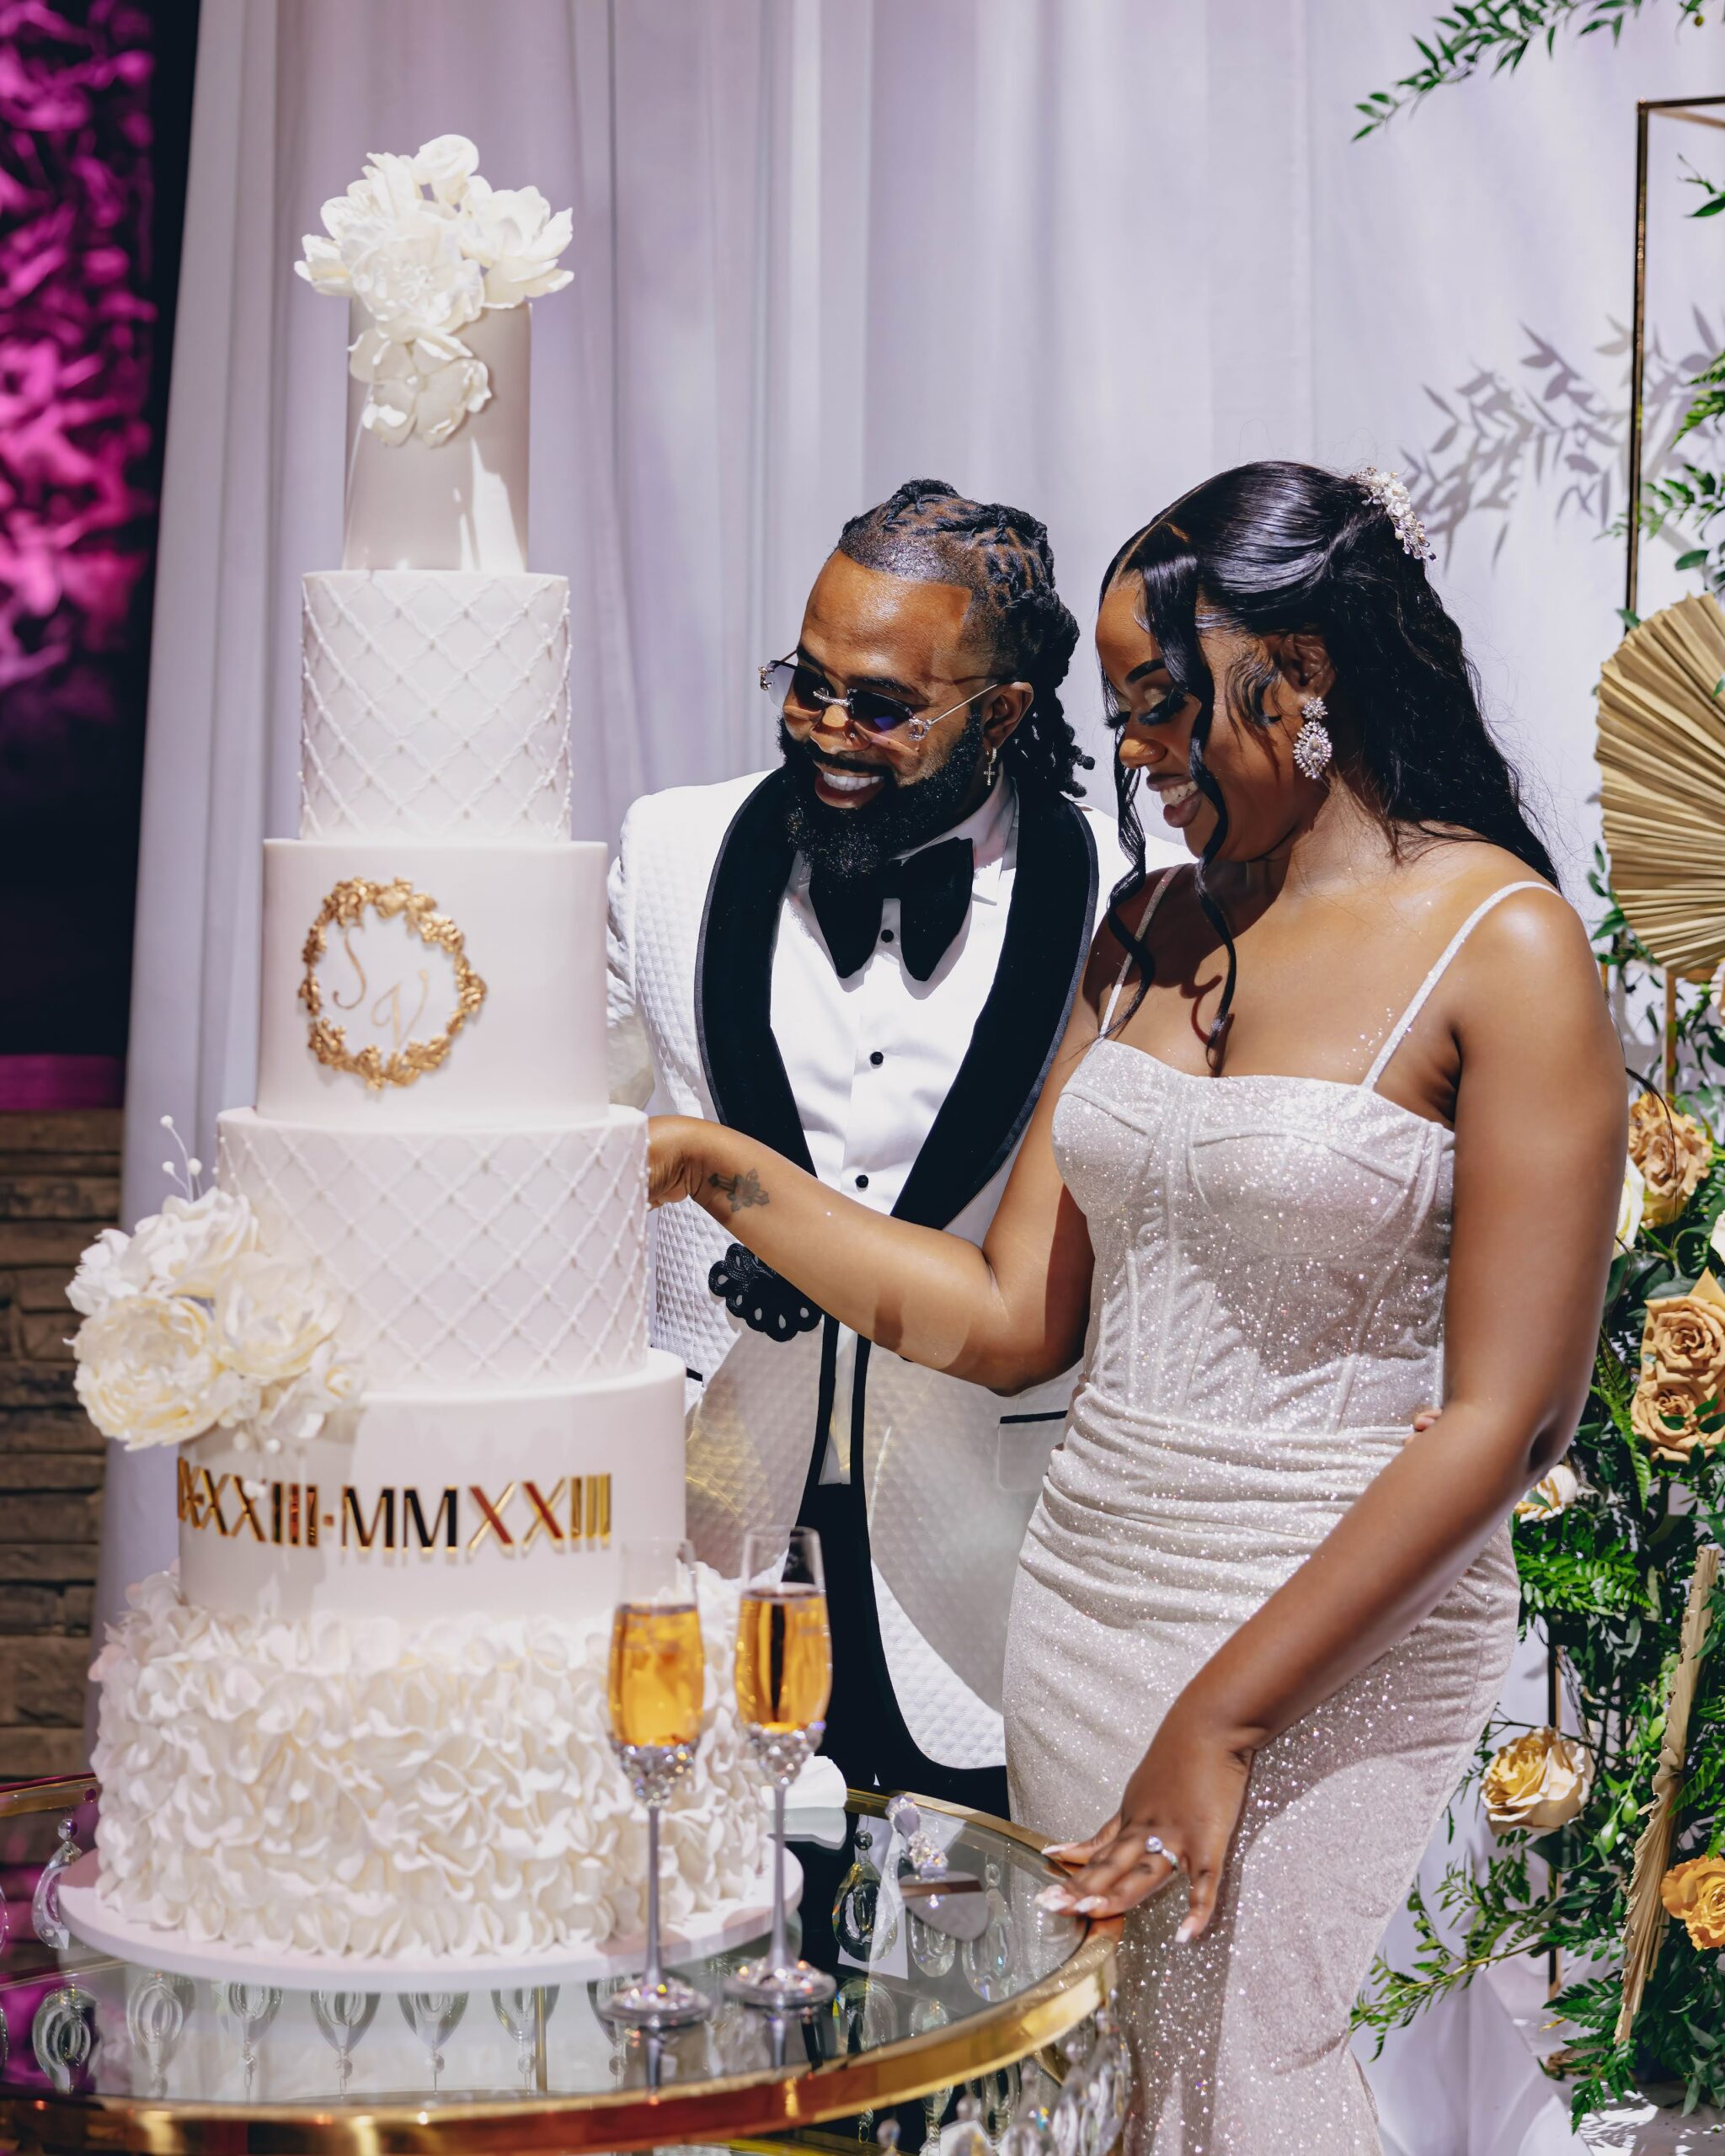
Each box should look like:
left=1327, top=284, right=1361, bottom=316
left=1100, top=868, right=1181, bottom=1034
left=1362, top=880, right=1560, bottom=1093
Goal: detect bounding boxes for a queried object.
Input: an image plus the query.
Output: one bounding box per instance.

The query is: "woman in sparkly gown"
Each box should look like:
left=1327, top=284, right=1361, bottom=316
left=649, top=462, right=1623, bottom=2152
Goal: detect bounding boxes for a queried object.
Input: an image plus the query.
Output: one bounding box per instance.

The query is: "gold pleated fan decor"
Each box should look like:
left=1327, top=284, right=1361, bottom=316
left=1598, top=593, right=1725, bottom=979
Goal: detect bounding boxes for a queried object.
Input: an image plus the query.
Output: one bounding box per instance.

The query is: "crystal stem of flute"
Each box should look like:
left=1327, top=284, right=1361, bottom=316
left=768, top=1782, right=790, bottom=1974
left=534, top=1986, right=547, bottom=2095
left=644, top=1803, right=665, bottom=1993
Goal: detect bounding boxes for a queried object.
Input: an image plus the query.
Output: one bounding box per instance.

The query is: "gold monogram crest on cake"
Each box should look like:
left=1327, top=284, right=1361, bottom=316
left=79, top=137, right=761, bottom=1979
left=299, top=873, right=488, bottom=1090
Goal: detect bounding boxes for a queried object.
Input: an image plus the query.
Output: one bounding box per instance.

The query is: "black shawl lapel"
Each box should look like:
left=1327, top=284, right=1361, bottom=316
left=891, top=785, right=1097, bottom=1231
left=695, top=770, right=814, bottom=1174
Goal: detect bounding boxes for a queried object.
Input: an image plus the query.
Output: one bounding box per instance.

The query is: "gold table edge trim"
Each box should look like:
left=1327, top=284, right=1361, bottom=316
left=0, top=1784, right=1119, bottom=2154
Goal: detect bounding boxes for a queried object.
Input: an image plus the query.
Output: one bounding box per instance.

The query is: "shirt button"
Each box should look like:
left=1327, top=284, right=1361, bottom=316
left=869, top=1051, right=884, bottom=1067
left=880, top=927, right=895, bottom=943
left=854, top=1173, right=870, bottom=1190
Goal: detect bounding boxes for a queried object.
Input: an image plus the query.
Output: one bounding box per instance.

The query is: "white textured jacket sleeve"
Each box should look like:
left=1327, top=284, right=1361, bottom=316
left=606, top=805, right=655, bottom=1110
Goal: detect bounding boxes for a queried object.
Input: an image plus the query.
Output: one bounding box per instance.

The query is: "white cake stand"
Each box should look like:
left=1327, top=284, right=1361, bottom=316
left=57, top=1847, right=801, bottom=1993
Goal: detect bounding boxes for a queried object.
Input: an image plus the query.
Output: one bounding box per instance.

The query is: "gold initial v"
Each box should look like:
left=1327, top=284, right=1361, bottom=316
left=371, top=969, right=431, bottom=1049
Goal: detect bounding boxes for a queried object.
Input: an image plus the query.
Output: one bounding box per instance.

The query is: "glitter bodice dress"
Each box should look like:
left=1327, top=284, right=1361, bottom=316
left=1001, top=878, right=1545, bottom=2156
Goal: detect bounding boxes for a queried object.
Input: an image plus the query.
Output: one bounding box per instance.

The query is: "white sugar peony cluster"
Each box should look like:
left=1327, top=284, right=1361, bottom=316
left=296, top=135, right=573, bottom=447
left=68, top=1179, right=356, bottom=1455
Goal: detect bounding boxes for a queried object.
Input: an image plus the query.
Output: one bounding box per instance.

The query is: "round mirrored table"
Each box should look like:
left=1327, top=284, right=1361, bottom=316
left=0, top=1780, right=1116, bottom=2153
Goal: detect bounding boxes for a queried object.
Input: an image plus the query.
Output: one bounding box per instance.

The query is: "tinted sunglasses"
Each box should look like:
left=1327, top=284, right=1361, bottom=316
left=760, top=654, right=1001, bottom=741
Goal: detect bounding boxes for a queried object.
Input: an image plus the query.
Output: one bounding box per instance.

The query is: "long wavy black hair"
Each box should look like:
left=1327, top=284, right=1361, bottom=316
left=1102, top=460, right=1557, bottom=1061
left=839, top=479, right=1092, bottom=797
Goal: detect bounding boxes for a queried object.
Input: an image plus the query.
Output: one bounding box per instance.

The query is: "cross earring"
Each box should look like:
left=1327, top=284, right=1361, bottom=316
left=1292, top=695, right=1332, bottom=782
left=983, top=741, right=999, bottom=790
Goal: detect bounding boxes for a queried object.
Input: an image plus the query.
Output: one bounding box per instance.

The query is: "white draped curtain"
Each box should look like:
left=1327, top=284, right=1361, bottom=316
left=99, top=2, right=1725, bottom=2145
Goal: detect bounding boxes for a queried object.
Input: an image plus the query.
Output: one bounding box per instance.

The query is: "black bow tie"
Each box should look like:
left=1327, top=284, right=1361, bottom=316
left=808, top=835, right=975, bottom=982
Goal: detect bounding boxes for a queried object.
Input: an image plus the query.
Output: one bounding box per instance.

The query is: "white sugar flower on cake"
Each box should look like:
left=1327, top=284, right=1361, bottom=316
left=296, top=135, right=573, bottom=448
left=67, top=1118, right=357, bottom=1454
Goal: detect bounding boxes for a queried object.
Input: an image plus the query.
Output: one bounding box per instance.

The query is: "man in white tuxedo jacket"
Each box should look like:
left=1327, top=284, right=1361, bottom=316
left=607, top=480, right=1179, bottom=1812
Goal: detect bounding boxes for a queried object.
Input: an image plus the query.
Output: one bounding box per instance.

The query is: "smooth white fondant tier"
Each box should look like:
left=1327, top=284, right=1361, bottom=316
left=91, top=1566, right=771, bottom=1960
left=301, top=573, right=570, bottom=842
left=343, top=302, right=530, bottom=572
left=256, top=838, right=606, bottom=1128
left=179, top=1353, right=686, bottom=1624
left=216, top=1107, right=649, bottom=1390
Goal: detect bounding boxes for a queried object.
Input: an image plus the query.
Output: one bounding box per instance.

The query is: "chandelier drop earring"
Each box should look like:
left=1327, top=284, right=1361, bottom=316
left=1292, top=694, right=1332, bottom=782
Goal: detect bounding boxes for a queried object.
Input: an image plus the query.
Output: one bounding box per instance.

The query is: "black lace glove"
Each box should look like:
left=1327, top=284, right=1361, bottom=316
left=708, top=1244, right=824, bottom=1342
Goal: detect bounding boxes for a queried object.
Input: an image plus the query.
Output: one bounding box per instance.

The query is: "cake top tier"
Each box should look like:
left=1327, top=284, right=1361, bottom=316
left=296, top=137, right=573, bottom=574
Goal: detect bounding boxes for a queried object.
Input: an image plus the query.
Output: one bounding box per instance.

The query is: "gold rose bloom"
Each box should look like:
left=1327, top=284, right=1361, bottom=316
left=1661, top=1854, right=1725, bottom=1951
left=1632, top=1291, right=1725, bottom=1461
left=1629, top=1095, right=1712, bottom=1228
left=1482, top=1728, right=1593, bottom=1833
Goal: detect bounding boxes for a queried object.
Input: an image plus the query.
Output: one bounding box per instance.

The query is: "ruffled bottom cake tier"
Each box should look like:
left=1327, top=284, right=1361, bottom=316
left=90, top=1566, right=767, bottom=1960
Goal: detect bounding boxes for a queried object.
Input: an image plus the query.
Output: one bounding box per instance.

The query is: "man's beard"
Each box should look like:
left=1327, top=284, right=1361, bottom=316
left=779, top=713, right=987, bottom=880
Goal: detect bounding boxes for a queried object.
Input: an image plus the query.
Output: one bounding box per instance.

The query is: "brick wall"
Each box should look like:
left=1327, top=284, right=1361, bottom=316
left=0, top=1110, right=118, bottom=1777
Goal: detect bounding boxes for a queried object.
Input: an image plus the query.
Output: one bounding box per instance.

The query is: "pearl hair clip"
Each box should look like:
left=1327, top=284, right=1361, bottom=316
left=1354, top=466, right=1436, bottom=563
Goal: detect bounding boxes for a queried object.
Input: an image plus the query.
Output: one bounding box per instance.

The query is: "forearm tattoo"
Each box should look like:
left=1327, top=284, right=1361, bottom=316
left=709, top=1167, right=769, bottom=1215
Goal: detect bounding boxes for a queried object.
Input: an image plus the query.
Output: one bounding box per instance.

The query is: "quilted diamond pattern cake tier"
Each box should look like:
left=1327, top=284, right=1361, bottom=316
left=216, top=1108, right=648, bottom=1390
left=301, top=572, right=570, bottom=841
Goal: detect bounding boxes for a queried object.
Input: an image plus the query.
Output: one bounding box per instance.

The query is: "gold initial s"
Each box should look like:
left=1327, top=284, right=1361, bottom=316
left=331, top=928, right=368, bottom=1011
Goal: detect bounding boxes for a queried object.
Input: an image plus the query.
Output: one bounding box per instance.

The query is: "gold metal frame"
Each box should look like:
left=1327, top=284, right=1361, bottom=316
left=1625, top=93, right=1725, bottom=621
left=298, top=875, right=487, bottom=1091
left=0, top=1785, right=1118, bottom=2155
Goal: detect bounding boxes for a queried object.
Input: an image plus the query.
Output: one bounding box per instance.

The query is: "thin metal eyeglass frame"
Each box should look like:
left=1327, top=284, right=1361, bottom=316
left=759, top=655, right=1003, bottom=741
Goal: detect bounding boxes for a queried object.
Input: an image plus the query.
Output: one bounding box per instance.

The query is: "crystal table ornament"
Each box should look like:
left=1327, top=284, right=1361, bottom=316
left=310, top=1989, right=378, bottom=2095
left=217, top=1983, right=281, bottom=2102
left=491, top=1985, right=558, bottom=2087
left=31, top=1816, right=80, bottom=1948
left=124, top=1968, right=195, bottom=2098
left=31, top=1983, right=97, bottom=2095
left=398, top=1991, right=467, bottom=2090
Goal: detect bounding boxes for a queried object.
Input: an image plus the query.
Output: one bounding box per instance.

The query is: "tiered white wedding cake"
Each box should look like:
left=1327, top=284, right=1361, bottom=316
left=88, top=141, right=762, bottom=1961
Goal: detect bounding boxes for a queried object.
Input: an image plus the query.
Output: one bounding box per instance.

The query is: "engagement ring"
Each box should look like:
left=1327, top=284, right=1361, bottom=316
left=1145, top=1834, right=1167, bottom=1858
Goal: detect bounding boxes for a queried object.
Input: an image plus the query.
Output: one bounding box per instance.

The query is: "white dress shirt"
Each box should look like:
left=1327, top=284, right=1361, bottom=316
left=771, top=777, right=1017, bottom=1479
left=772, top=775, right=1017, bottom=1209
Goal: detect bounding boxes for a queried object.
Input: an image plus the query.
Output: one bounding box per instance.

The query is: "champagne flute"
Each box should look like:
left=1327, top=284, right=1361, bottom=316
left=725, top=1524, right=836, bottom=2008
left=600, top=1538, right=713, bottom=2027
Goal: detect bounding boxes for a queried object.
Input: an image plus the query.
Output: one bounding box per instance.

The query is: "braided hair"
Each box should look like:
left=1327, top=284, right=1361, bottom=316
left=837, top=479, right=1092, bottom=797
left=1103, top=460, right=1557, bottom=1060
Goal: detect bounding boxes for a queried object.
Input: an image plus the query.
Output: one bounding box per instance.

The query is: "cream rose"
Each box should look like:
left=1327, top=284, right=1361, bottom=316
left=1482, top=1728, right=1594, bottom=1832
left=73, top=1295, right=254, bottom=1450
left=1632, top=1371, right=1722, bottom=1462
left=1514, top=1460, right=1583, bottom=1522
left=1630, top=1095, right=1712, bottom=1228
left=216, top=1251, right=344, bottom=1386
left=1662, top=1854, right=1725, bottom=1951
left=411, top=133, right=479, bottom=206
left=1618, top=1157, right=1647, bottom=1251
left=1632, top=1289, right=1725, bottom=1460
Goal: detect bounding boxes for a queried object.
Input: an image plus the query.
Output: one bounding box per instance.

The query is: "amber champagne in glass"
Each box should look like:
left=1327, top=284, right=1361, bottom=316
left=725, top=1528, right=837, bottom=2009
left=735, top=1585, right=832, bottom=1735
left=609, top=1602, right=704, bottom=1748
left=600, top=1540, right=712, bottom=2028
